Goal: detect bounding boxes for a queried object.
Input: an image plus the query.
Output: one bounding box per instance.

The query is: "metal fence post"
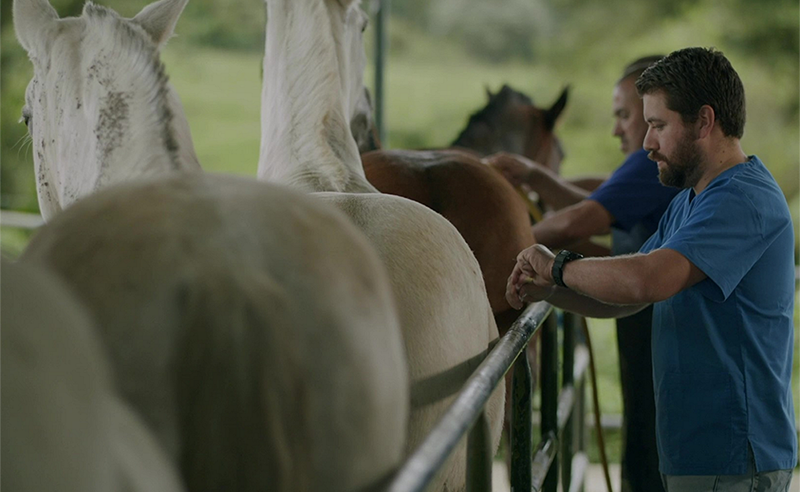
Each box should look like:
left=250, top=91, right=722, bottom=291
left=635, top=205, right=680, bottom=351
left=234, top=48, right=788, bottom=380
left=466, top=411, right=492, bottom=492
left=510, top=344, right=533, bottom=491
left=373, top=0, right=388, bottom=145
left=561, top=311, right=577, bottom=492
left=540, top=314, right=559, bottom=492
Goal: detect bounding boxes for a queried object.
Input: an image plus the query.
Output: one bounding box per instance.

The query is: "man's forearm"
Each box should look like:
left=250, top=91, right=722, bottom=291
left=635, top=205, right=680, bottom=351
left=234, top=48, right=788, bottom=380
left=544, top=285, right=648, bottom=318
left=560, top=254, right=658, bottom=305
left=528, top=167, right=593, bottom=210
left=532, top=200, right=614, bottom=250
left=569, top=176, right=607, bottom=193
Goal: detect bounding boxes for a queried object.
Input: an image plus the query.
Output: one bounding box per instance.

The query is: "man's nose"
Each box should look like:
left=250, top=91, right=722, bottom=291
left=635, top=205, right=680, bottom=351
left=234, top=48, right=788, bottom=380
left=612, top=120, right=623, bottom=138
left=643, top=128, right=657, bottom=152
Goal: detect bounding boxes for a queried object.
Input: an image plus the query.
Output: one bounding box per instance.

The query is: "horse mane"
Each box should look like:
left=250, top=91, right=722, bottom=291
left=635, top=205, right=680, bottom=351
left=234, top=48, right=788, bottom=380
left=258, top=0, right=373, bottom=193
left=81, top=2, right=180, bottom=170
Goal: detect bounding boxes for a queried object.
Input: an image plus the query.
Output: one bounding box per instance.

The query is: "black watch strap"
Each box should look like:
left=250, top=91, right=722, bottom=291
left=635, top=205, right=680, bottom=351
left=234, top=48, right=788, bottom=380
left=552, top=250, right=584, bottom=288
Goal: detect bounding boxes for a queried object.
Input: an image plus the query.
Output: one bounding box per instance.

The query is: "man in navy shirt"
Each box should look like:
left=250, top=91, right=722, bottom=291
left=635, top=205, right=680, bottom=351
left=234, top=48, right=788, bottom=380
left=508, top=47, right=796, bottom=492
left=488, top=55, right=677, bottom=492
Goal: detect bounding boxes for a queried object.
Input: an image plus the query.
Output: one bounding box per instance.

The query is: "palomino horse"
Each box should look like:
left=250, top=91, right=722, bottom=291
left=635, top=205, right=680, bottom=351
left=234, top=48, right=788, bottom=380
left=361, top=85, right=569, bottom=330
left=259, top=0, right=504, bottom=490
left=15, top=1, right=408, bottom=491
left=2, top=259, right=185, bottom=492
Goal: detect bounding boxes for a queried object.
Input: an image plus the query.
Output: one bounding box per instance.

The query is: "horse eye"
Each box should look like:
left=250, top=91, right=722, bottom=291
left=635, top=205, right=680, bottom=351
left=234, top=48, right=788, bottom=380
left=19, top=108, right=31, bottom=129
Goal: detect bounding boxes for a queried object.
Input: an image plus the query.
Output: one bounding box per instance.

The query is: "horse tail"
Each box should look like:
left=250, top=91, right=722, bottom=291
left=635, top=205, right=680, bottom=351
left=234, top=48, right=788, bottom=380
left=173, top=268, right=305, bottom=492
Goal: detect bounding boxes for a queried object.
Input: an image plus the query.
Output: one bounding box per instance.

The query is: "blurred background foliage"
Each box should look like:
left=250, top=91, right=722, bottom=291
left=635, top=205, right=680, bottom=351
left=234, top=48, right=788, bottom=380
left=2, top=0, right=798, bottom=234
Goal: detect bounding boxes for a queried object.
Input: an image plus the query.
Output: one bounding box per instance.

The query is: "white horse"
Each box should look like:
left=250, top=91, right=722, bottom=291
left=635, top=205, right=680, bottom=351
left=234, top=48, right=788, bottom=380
left=15, top=0, right=409, bottom=490
left=259, top=0, right=505, bottom=489
left=2, top=259, right=185, bottom=492
left=15, top=0, right=201, bottom=221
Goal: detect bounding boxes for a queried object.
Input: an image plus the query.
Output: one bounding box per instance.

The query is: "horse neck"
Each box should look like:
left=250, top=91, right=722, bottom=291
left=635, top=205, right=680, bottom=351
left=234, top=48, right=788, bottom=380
left=257, top=0, right=375, bottom=193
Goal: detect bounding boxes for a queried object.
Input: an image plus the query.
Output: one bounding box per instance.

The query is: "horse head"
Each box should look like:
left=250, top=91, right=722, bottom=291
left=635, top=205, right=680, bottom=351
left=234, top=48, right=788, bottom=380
left=14, top=0, right=200, bottom=221
left=451, top=84, right=568, bottom=173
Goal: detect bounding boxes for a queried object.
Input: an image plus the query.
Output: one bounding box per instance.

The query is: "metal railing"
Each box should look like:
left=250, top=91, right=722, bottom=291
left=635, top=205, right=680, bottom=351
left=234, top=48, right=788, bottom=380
left=386, top=302, right=590, bottom=492
left=0, top=210, right=43, bottom=229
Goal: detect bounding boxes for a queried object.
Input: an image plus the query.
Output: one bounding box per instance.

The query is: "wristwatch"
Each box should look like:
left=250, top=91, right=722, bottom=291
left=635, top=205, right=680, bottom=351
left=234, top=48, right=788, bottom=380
left=552, top=250, right=584, bottom=288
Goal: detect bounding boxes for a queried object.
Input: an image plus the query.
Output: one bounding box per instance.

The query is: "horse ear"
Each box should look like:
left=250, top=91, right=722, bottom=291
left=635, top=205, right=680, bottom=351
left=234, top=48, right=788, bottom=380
left=484, top=85, right=493, bottom=100
left=335, top=0, right=361, bottom=9
left=13, top=0, right=59, bottom=54
left=544, top=85, right=569, bottom=131
left=131, top=0, right=189, bottom=49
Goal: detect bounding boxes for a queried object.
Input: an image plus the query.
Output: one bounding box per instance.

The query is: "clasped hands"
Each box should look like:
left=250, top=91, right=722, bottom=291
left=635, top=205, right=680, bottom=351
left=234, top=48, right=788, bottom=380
left=506, top=244, right=558, bottom=309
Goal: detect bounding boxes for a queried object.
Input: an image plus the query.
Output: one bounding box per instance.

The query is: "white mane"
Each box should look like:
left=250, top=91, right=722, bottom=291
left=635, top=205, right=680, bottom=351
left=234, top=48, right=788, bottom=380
left=258, top=0, right=374, bottom=192
left=17, top=0, right=200, bottom=220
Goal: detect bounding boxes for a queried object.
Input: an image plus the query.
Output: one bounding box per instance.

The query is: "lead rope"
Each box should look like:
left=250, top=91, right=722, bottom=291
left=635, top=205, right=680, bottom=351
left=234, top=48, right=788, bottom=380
left=495, top=166, right=614, bottom=492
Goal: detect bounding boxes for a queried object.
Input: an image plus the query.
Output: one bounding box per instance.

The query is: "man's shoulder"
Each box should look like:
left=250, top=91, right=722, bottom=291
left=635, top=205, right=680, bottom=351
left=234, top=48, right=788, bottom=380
left=703, top=156, right=789, bottom=216
left=618, top=148, right=653, bottom=168
left=606, top=149, right=658, bottom=183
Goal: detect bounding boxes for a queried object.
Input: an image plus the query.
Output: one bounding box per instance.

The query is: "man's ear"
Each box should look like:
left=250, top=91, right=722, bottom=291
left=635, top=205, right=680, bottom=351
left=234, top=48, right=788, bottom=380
left=697, top=105, right=716, bottom=139
left=131, top=0, right=189, bottom=49
left=13, top=0, right=59, bottom=54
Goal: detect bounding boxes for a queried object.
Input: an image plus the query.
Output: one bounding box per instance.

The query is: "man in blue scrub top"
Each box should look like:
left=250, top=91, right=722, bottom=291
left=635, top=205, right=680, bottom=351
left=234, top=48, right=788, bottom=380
left=507, top=47, right=796, bottom=492
left=489, top=55, right=678, bottom=492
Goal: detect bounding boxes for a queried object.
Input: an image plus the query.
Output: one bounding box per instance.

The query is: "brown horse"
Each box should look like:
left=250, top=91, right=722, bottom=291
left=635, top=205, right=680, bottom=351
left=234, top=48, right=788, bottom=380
left=361, top=85, right=568, bottom=331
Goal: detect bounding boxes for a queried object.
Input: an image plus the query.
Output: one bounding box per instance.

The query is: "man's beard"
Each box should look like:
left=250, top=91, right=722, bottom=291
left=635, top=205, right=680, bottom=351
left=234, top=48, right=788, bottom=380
left=650, top=129, right=705, bottom=189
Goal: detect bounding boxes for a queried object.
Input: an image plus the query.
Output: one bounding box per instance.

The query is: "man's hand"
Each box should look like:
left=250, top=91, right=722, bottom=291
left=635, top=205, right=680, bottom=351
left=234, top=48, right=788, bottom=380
left=506, top=244, right=558, bottom=309
left=484, top=152, right=544, bottom=189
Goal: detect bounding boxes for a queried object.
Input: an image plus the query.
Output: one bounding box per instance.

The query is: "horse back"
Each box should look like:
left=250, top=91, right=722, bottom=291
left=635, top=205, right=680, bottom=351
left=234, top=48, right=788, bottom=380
left=361, top=149, right=534, bottom=313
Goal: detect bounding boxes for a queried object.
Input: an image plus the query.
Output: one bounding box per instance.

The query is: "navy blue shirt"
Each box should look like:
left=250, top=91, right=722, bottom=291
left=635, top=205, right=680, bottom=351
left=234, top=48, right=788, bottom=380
left=589, top=148, right=679, bottom=249
left=640, top=156, right=797, bottom=475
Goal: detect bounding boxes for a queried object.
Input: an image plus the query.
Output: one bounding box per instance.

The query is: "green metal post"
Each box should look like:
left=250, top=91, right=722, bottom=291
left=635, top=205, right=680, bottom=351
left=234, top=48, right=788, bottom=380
left=541, top=314, right=559, bottom=492
left=466, top=411, right=492, bottom=492
left=373, top=0, right=388, bottom=146
left=561, top=312, right=577, bottom=492
left=510, top=347, right=533, bottom=490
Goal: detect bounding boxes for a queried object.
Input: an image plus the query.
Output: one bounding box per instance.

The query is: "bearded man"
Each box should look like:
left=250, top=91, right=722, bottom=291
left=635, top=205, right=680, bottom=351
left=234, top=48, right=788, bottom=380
left=506, top=47, right=796, bottom=492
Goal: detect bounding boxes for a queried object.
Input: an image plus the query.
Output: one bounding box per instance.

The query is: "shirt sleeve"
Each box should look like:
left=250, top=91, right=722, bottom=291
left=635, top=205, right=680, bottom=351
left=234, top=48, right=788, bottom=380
left=639, top=198, right=675, bottom=254
left=589, top=151, right=677, bottom=232
left=658, top=184, right=783, bottom=302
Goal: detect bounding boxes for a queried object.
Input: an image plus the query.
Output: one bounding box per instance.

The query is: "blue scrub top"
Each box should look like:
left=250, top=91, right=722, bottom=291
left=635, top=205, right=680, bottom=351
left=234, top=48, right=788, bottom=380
left=640, top=156, right=797, bottom=475
left=589, top=148, right=679, bottom=239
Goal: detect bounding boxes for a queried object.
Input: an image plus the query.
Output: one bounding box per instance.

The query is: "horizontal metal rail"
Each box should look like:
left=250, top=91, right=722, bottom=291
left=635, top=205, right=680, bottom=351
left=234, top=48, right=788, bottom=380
left=0, top=210, right=43, bottom=229
left=386, top=301, right=553, bottom=492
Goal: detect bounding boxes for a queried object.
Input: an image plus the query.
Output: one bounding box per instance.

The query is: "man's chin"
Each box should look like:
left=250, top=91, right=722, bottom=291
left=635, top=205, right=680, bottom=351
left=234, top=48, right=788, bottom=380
left=658, top=168, right=683, bottom=188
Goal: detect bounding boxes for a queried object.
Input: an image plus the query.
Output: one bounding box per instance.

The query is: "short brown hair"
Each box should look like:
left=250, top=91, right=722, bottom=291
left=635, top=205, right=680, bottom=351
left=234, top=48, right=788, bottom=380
left=618, top=55, right=664, bottom=83
left=635, top=47, right=746, bottom=138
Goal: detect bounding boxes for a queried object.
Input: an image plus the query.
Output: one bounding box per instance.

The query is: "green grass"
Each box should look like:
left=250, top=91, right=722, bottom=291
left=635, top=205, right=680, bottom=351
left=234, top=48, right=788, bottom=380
left=154, top=40, right=613, bottom=180
left=161, top=46, right=263, bottom=176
